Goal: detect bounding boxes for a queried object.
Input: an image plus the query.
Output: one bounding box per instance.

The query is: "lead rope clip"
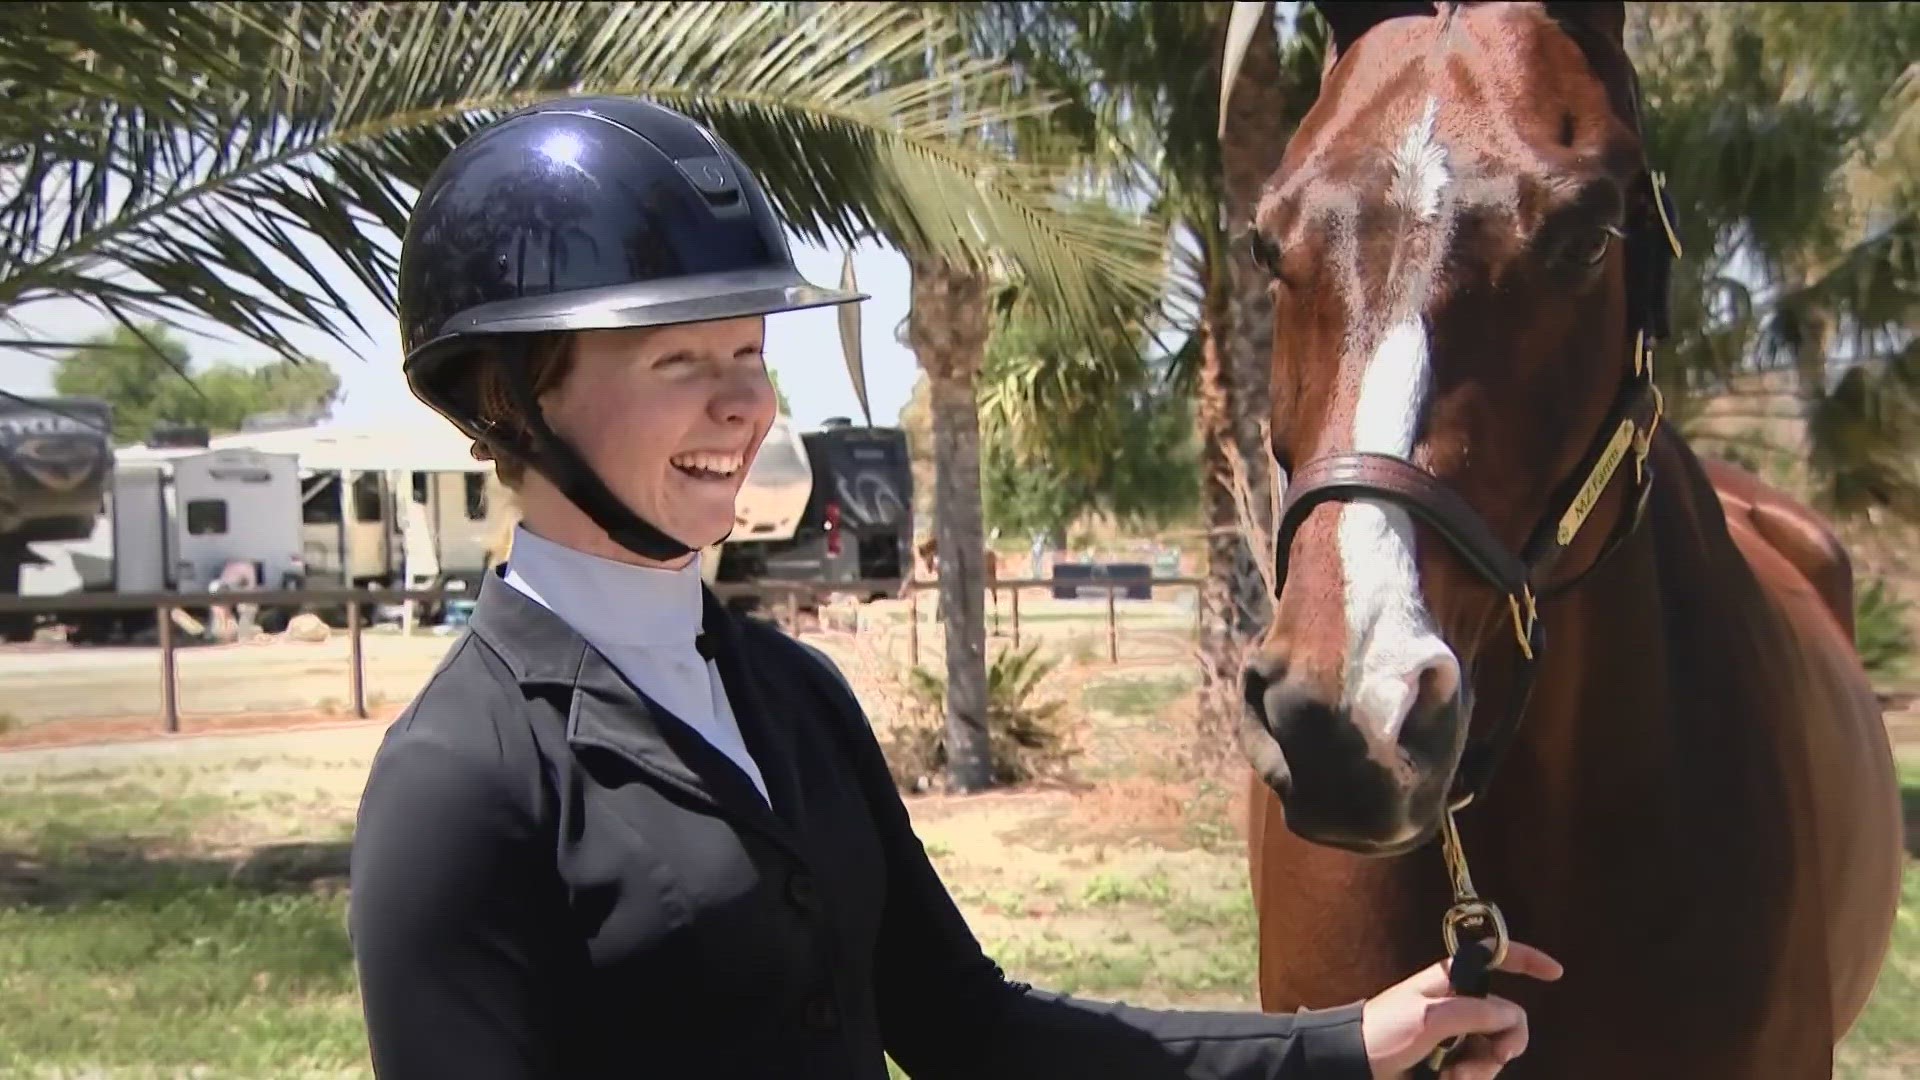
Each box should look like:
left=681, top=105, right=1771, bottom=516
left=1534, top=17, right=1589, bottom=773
left=1416, top=801, right=1510, bottom=1077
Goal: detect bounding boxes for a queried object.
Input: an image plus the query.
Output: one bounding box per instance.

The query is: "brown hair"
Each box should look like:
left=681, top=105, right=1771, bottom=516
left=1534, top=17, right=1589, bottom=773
left=468, top=332, right=575, bottom=488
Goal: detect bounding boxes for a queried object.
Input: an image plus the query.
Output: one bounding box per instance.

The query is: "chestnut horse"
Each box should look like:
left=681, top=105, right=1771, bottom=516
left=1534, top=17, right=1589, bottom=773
left=1237, top=3, right=1902, bottom=1077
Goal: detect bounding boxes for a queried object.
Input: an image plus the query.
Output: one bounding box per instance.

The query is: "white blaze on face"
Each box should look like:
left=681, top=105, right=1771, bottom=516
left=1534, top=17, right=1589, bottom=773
left=1339, top=97, right=1463, bottom=743
left=1388, top=97, right=1448, bottom=223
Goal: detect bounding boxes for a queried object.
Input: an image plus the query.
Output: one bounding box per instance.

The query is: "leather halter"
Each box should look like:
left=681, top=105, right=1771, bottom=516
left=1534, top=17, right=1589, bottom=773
left=1267, top=168, right=1684, bottom=812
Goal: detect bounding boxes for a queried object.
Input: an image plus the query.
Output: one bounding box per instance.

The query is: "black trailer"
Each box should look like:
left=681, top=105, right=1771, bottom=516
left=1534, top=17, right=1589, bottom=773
left=714, top=419, right=914, bottom=606
left=0, top=396, right=113, bottom=641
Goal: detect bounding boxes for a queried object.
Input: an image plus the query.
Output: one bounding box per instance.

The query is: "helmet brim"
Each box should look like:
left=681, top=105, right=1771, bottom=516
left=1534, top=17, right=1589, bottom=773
left=405, top=265, right=866, bottom=367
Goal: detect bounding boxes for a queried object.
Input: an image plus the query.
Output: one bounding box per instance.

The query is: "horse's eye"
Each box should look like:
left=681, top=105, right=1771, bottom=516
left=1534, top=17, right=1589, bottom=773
left=1577, top=225, right=1623, bottom=267
left=1248, top=230, right=1284, bottom=277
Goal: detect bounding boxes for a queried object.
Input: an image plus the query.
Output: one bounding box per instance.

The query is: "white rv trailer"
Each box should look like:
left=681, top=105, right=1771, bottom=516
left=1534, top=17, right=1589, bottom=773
left=18, top=444, right=304, bottom=639
left=213, top=414, right=815, bottom=596
left=209, top=420, right=508, bottom=594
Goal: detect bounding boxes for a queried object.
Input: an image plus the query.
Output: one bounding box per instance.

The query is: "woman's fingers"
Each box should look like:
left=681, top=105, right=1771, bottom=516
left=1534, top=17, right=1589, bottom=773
left=1423, top=993, right=1527, bottom=1046
left=1440, top=1036, right=1503, bottom=1080
left=1483, top=1003, right=1531, bottom=1063
left=1414, top=940, right=1565, bottom=996
left=1488, top=941, right=1564, bottom=982
left=1437, top=1009, right=1530, bottom=1080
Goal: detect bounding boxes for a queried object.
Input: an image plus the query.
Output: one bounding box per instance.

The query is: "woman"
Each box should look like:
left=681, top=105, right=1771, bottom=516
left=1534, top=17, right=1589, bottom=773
left=348, top=96, right=1561, bottom=1080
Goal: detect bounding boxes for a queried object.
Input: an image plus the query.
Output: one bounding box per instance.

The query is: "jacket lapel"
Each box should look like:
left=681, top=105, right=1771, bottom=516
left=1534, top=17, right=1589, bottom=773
left=469, top=567, right=805, bottom=860
left=698, top=590, right=807, bottom=827
left=565, top=650, right=803, bottom=859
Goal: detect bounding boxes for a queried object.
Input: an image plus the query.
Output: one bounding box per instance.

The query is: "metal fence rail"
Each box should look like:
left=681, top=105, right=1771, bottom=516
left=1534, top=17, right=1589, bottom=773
left=0, top=575, right=1206, bottom=736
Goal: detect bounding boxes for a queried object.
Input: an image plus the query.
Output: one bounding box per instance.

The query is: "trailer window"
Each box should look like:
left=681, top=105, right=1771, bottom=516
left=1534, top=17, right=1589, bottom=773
left=465, top=473, right=488, bottom=520
left=352, top=472, right=384, bottom=522
left=303, top=474, right=341, bottom=525
left=185, top=498, right=228, bottom=535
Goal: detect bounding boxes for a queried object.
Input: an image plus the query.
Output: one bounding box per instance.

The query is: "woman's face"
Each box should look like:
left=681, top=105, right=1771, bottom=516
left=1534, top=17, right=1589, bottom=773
left=538, top=316, right=775, bottom=554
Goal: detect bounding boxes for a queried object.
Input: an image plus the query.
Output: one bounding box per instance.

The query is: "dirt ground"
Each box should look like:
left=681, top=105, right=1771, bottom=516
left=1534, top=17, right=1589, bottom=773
left=0, top=592, right=1198, bottom=744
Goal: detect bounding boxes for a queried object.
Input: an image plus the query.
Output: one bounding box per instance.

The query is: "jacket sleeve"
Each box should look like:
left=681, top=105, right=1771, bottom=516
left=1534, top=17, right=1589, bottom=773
left=792, top=643, right=1372, bottom=1080
left=347, top=718, right=571, bottom=1079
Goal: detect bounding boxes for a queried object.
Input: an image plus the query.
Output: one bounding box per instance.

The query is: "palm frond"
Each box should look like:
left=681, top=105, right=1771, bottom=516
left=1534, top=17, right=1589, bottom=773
left=1, top=1, right=1173, bottom=364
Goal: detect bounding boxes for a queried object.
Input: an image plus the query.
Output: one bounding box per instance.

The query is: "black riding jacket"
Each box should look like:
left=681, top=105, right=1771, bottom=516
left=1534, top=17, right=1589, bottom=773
left=346, top=570, right=1370, bottom=1079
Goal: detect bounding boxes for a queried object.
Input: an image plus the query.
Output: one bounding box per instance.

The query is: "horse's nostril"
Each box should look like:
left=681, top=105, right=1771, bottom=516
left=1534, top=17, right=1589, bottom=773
left=1241, top=656, right=1287, bottom=724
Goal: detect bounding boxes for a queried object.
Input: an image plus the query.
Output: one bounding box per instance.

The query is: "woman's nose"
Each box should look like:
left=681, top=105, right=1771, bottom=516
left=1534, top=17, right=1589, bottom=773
left=710, top=369, right=770, bottom=423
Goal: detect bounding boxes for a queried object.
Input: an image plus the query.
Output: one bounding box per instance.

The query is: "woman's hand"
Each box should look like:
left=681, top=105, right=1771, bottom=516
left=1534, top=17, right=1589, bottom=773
left=1360, top=941, right=1564, bottom=1080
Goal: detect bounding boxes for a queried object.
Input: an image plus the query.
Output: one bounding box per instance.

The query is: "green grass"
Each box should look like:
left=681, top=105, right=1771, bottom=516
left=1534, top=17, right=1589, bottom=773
left=0, top=886, right=364, bottom=1079
left=1837, top=865, right=1920, bottom=1078
left=0, top=738, right=1914, bottom=1079
left=1080, top=673, right=1194, bottom=718
left=1835, top=762, right=1920, bottom=1078
left=0, top=765, right=366, bottom=1078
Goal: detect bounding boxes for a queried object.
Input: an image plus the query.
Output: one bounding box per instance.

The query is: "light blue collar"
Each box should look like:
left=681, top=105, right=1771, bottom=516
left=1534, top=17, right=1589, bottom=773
left=499, top=525, right=703, bottom=648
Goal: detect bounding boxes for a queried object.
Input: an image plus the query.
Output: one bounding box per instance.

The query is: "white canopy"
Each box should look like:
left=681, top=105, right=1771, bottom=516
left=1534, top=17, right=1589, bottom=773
left=209, top=418, right=488, bottom=474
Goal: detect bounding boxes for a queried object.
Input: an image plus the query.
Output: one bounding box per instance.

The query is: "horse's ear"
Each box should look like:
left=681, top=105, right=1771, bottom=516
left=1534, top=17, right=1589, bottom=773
left=1544, top=1, right=1625, bottom=50
left=1310, top=1, right=1435, bottom=58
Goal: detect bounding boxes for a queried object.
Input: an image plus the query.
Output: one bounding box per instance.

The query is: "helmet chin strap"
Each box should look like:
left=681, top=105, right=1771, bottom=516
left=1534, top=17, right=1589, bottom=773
left=492, top=346, right=712, bottom=564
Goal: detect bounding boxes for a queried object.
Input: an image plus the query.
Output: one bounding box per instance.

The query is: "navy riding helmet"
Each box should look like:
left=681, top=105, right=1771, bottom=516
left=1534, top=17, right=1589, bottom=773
left=398, top=96, right=865, bottom=561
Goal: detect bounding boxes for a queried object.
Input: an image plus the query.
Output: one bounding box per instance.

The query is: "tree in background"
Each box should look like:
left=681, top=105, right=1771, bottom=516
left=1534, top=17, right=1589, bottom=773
left=897, top=373, right=937, bottom=525
left=862, top=30, right=1173, bottom=793
left=50, top=324, right=339, bottom=444
left=766, top=368, right=793, bottom=417
left=957, top=0, right=1325, bottom=756
left=898, top=307, right=1203, bottom=565
left=978, top=302, right=1201, bottom=545
left=1628, top=1, right=1920, bottom=521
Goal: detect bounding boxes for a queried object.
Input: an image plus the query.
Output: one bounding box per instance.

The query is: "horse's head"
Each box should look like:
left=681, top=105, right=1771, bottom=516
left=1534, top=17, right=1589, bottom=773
left=1240, top=1, right=1676, bottom=854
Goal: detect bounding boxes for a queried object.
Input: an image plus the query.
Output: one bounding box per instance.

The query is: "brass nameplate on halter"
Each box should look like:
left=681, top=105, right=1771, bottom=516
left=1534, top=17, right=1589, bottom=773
left=1557, top=418, right=1637, bottom=546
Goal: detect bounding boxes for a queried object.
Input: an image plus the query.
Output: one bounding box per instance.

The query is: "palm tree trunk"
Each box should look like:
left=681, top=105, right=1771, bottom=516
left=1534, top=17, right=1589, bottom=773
left=1195, top=270, right=1248, bottom=685
left=1195, top=3, right=1289, bottom=748
left=907, top=252, right=995, bottom=793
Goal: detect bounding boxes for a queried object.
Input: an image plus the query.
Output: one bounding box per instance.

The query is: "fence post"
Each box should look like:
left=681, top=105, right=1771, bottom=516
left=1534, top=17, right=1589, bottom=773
left=1011, top=587, right=1020, bottom=649
left=158, top=603, right=179, bottom=734
left=908, top=587, right=919, bottom=666
left=348, top=599, right=367, bottom=720
left=1107, top=585, right=1118, bottom=664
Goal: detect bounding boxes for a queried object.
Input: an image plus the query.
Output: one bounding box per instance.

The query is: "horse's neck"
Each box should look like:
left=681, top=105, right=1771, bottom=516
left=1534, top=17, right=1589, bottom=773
left=1469, top=432, right=1747, bottom=877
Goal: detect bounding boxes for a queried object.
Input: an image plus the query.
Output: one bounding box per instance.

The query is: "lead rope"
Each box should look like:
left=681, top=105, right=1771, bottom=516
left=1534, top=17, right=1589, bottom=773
left=1409, top=793, right=1509, bottom=1079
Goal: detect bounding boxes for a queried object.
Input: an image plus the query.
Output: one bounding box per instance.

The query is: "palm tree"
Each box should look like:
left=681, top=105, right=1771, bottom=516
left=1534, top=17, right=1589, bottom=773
left=862, top=17, right=1177, bottom=792
left=0, top=1, right=1176, bottom=791
left=953, top=1, right=1327, bottom=760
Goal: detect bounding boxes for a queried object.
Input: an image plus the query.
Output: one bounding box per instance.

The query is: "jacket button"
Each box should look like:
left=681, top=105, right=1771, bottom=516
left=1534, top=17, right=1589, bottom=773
left=786, top=873, right=816, bottom=913
left=804, top=995, right=838, bottom=1031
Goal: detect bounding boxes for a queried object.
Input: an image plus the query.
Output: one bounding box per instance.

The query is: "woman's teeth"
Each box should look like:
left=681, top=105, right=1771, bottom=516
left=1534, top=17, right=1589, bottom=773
left=670, top=452, right=742, bottom=479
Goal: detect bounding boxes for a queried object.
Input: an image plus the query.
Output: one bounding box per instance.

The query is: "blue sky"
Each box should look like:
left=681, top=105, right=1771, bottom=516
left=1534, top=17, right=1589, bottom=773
left=1, top=230, right=924, bottom=437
